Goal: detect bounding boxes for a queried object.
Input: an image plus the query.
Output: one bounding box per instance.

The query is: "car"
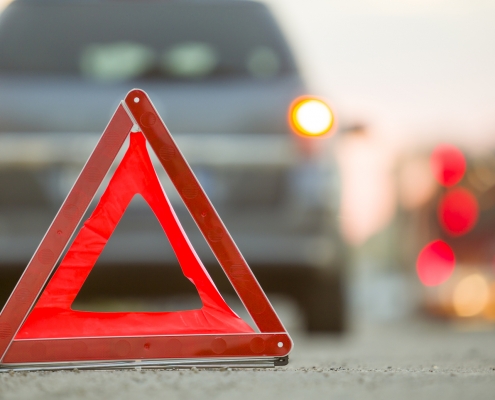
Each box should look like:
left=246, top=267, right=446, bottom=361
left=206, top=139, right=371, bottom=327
left=0, top=0, right=346, bottom=332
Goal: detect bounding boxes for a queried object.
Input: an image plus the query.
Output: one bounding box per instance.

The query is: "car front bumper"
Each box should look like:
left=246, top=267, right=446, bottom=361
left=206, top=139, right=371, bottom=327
left=0, top=132, right=342, bottom=271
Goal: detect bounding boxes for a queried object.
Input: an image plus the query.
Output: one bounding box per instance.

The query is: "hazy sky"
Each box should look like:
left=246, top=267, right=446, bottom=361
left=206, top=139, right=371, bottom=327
left=266, top=0, right=495, bottom=150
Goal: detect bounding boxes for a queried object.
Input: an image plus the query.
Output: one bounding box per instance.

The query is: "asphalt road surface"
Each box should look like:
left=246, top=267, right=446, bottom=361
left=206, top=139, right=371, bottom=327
left=1, top=320, right=494, bottom=400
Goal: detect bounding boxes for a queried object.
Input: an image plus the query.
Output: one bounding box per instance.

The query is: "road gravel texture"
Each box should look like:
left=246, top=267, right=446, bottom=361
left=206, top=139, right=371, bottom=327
left=1, top=321, right=494, bottom=400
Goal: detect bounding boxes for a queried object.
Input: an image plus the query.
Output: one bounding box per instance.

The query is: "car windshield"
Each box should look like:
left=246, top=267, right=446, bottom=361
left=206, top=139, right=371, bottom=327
left=0, top=1, right=296, bottom=82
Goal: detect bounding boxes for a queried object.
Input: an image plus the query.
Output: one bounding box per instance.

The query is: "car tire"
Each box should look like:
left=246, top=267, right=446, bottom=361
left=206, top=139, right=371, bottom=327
left=300, top=271, right=346, bottom=333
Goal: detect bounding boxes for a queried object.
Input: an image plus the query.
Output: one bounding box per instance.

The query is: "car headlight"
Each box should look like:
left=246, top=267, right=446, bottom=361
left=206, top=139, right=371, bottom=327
left=289, top=96, right=335, bottom=138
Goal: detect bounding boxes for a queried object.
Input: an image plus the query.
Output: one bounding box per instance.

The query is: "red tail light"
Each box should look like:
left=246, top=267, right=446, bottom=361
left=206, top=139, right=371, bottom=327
left=438, top=187, right=478, bottom=236
left=417, top=240, right=455, bottom=286
left=430, top=144, right=466, bottom=187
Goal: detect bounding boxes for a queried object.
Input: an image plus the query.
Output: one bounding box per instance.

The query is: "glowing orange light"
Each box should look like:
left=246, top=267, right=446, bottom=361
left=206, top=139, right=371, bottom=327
left=416, top=240, right=455, bottom=286
left=482, top=282, right=495, bottom=321
left=430, top=144, right=466, bottom=187
left=289, top=96, right=335, bottom=137
left=438, top=187, right=478, bottom=236
left=453, top=274, right=489, bottom=317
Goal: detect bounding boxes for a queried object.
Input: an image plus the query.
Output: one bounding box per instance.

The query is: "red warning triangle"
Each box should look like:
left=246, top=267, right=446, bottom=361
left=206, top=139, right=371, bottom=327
left=0, top=90, right=291, bottom=367
left=17, top=132, right=254, bottom=338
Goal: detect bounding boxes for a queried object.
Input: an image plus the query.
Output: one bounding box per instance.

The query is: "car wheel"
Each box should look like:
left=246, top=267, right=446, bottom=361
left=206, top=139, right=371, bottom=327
left=300, top=271, right=346, bottom=333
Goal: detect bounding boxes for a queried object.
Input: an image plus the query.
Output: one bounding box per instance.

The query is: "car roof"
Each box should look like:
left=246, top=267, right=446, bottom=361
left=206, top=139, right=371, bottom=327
left=12, top=0, right=255, bottom=4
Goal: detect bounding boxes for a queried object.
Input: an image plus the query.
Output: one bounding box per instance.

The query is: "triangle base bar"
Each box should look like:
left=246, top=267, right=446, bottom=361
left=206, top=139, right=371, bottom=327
left=0, top=356, right=289, bottom=372
left=2, top=333, right=290, bottom=364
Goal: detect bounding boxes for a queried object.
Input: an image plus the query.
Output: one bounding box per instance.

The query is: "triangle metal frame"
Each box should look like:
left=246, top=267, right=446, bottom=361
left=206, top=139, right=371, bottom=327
left=0, top=89, right=292, bottom=368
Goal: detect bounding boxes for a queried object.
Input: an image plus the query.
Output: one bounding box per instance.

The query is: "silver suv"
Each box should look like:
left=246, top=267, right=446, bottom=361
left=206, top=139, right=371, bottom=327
left=0, top=0, right=346, bottom=331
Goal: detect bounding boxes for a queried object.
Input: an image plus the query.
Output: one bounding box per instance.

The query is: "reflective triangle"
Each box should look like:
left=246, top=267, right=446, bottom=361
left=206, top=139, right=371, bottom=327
left=16, top=132, right=253, bottom=338
left=0, top=89, right=292, bottom=365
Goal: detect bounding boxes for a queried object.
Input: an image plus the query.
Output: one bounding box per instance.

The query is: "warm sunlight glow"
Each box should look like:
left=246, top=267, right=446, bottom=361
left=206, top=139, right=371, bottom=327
left=0, top=0, right=13, bottom=11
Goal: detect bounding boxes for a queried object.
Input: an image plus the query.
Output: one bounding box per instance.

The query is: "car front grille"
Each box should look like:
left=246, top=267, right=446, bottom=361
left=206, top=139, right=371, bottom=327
left=218, top=167, right=287, bottom=208
left=0, top=168, right=51, bottom=208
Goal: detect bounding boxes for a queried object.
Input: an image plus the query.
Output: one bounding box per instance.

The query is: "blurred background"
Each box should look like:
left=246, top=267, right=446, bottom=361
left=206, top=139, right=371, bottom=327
left=1, top=0, right=495, bottom=336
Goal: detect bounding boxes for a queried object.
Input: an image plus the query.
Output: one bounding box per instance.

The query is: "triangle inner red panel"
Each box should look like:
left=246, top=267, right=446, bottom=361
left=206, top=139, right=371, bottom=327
left=16, top=132, right=254, bottom=339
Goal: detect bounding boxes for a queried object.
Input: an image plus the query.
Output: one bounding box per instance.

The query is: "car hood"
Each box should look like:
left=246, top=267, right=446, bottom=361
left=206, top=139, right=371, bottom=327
left=0, top=75, right=305, bottom=134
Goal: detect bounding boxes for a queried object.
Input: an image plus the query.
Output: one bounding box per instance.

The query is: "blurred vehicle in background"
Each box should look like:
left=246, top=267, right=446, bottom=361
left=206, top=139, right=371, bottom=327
left=399, top=143, right=495, bottom=323
left=0, top=0, right=345, bottom=331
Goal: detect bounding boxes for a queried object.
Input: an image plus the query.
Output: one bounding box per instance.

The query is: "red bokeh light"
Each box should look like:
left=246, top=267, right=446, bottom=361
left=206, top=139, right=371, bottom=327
left=430, top=144, right=466, bottom=187
left=438, top=187, right=478, bottom=236
left=417, top=240, right=455, bottom=286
